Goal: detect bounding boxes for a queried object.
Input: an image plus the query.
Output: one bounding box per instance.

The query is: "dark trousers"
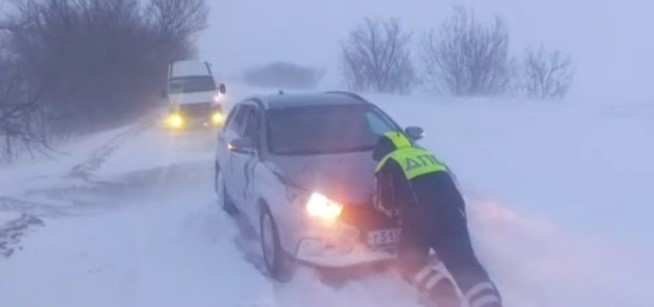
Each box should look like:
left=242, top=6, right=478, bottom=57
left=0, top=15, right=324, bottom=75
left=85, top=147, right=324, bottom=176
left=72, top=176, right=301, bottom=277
left=399, top=173, right=502, bottom=307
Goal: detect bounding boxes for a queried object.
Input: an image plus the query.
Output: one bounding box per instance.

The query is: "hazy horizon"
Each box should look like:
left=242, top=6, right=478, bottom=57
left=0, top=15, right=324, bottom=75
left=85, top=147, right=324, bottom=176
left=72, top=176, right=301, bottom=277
left=199, top=0, right=654, bottom=102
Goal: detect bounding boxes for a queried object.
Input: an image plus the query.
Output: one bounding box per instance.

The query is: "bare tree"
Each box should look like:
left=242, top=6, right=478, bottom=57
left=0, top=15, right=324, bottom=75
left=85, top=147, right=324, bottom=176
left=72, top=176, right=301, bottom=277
left=522, top=46, right=574, bottom=99
left=421, top=7, right=511, bottom=96
left=0, top=49, right=50, bottom=162
left=341, top=18, right=416, bottom=94
left=4, top=0, right=208, bottom=134
left=147, top=0, right=208, bottom=40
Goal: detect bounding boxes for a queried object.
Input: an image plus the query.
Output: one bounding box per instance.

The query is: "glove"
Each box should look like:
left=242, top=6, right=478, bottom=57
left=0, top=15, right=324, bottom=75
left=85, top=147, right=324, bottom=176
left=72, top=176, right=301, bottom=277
left=372, top=187, right=399, bottom=218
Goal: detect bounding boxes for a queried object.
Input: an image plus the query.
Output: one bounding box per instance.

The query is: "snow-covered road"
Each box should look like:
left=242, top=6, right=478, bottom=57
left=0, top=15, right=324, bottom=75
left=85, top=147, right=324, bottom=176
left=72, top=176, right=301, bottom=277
left=1, top=90, right=652, bottom=307
left=0, top=119, right=422, bottom=307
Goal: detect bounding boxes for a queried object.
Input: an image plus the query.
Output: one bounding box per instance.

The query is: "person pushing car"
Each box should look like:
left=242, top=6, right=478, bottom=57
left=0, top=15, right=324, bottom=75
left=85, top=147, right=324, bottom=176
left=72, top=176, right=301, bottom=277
left=372, top=131, right=503, bottom=307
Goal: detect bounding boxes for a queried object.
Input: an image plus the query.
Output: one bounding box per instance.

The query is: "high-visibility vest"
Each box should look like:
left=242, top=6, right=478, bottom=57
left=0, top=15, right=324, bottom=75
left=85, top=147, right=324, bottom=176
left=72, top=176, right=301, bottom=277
left=384, top=131, right=413, bottom=149
left=376, top=147, right=447, bottom=180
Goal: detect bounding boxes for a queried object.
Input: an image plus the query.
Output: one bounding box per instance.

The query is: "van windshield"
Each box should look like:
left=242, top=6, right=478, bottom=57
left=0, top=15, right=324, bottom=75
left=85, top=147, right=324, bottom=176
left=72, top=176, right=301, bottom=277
left=169, top=76, right=216, bottom=94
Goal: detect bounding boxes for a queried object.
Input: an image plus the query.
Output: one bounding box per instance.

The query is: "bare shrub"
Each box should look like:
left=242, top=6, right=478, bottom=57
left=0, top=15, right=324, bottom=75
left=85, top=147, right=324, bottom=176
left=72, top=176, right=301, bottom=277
left=243, top=62, right=325, bottom=89
left=341, top=18, right=416, bottom=94
left=421, top=7, right=511, bottom=96
left=521, top=46, right=574, bottom=99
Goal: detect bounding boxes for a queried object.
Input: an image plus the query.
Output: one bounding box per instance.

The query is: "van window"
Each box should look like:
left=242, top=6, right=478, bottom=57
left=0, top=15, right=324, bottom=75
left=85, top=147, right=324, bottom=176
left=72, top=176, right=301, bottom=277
left=168, top=76, right=216, bottom=94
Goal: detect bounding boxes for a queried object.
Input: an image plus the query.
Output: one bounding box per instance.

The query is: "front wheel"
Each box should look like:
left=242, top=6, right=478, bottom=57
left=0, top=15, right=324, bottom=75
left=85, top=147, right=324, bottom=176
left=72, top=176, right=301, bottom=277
left=260, top=205, right=295, bottom=282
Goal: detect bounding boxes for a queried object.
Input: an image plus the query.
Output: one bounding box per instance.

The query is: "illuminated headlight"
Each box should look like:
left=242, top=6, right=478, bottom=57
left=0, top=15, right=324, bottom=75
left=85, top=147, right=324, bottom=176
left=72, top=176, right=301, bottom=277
left=166, top=113, right=184, bottom=129
left=306, top=192, right=343, bottom=223
left=211, top=112, right=225, bottom=126
left=213, top=93, right=224, bottom=103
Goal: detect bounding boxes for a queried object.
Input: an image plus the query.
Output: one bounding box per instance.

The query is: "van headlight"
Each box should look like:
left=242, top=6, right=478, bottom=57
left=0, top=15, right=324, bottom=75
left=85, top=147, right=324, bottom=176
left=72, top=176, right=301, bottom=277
left=211, top=112, right=225, bottom=126
left=213, top=93, right=224, bottom=103
left=166, top=113, right=184, bottom=129
left=306, top=192, right=343, bottom=223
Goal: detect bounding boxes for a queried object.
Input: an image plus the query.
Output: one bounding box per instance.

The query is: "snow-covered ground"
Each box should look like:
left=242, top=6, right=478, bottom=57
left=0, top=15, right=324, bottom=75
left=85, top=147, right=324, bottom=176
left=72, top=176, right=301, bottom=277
left=1, top=86, right=652, bottom=307
left=374, top=95, right=654, bottom=306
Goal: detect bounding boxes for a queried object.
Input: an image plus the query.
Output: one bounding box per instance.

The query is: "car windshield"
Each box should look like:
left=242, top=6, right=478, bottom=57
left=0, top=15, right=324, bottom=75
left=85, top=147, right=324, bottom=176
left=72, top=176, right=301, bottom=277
left=168, top=76, right=216, bottom=93
left=267, top=104, right=399, bottom=155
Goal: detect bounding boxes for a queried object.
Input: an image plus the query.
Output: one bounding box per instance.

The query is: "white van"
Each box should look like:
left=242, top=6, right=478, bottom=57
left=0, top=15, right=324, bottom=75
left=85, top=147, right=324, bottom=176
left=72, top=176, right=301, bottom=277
left=164, top=60, right=227, bottom=130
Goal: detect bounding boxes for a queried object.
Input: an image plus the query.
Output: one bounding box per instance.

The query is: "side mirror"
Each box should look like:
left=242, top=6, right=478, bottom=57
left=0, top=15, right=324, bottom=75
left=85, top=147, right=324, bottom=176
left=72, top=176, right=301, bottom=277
left=405, top=126, right=424, bottom=140
left=228, top=137, right=255, bottom=154
left=218, top=83, right=227, bottom=95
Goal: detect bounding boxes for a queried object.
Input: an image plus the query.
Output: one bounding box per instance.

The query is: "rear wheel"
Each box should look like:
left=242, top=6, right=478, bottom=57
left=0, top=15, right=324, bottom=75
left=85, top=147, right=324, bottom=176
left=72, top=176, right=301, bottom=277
left=260, top=205, right=295, bottom=282
left=215, top=162, right=238, bottom=216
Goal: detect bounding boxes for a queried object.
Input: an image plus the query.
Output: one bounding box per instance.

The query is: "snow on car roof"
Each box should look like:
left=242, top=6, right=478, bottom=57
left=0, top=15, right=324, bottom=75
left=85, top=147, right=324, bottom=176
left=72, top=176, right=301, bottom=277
left=257, top=92, right=369, bottom=109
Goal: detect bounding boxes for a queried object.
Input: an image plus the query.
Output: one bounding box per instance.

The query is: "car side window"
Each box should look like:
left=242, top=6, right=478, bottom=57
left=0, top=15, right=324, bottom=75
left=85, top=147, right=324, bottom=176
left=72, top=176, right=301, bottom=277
left=228, top=106, right=249, bottom=135
left=242, top=107, right=260, bottom=140
left=223, top=106, right=240, bottom=131
left=366, top=111, right=394, bottom=136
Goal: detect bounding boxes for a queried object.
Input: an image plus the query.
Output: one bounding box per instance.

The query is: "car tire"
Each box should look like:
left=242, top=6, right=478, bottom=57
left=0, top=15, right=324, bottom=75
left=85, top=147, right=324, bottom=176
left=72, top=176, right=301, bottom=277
left=215, top=162, right=238, bottom=216
left=259, top=205, right=295, bottom=282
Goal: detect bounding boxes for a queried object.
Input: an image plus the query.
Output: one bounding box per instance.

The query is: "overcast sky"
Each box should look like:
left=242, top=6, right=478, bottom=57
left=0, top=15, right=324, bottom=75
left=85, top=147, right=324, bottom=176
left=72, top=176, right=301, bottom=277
left=198, top=0, right=654, bottom=100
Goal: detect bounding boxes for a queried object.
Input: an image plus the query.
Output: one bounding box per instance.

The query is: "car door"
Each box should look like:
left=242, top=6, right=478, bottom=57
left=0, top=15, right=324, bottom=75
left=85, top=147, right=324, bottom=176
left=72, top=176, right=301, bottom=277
left=231, top=105, right=261, bottom=216
left=218, top=104, right=248, bottom=201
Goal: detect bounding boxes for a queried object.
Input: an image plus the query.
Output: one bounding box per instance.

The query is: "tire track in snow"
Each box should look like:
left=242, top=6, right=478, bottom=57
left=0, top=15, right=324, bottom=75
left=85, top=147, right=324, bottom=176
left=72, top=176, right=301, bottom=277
left=0, top=196, right=70, bottom=217
left=0, top=119, right=154, bottom=216
left=0, top=214, right=44, bottom=259
left=69, top=120, right=152, bottom=182
left=0, top=118, right=155, bottom=260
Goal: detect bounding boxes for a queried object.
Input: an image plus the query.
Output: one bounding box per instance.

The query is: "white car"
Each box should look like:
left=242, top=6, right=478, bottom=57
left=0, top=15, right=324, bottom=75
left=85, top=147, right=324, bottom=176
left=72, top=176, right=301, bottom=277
left=214, top=91, right=424, bottom=281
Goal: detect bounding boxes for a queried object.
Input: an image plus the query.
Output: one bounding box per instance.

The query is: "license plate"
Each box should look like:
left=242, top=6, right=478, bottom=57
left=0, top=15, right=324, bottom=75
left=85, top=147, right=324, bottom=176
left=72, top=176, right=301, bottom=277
left=367, top=228, right=401, bottom=246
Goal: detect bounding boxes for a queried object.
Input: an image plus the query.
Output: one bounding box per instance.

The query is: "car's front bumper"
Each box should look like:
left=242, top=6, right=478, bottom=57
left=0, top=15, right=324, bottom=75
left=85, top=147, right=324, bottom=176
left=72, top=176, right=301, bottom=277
left=290, top=221, right=396, bottom=268
left=295, top=239, right=395, bottom=267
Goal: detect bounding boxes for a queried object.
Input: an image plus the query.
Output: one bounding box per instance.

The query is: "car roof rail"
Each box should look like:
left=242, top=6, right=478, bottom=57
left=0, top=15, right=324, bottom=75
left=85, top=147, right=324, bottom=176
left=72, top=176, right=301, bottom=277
left=323, top=91, right=368, bottom=103
left=251, top=97, right=265, bottom=109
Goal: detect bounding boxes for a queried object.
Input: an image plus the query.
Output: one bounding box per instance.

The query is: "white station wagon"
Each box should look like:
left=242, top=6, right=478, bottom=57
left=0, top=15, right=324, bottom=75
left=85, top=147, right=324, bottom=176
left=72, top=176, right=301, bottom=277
left=214, top=91, right=424, bottom=281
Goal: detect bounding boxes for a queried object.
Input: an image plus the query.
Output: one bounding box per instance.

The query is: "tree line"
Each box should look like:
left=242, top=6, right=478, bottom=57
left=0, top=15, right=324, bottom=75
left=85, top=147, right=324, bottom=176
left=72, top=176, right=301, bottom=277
left=341, top=7, right=575, bottom=99
left=0, top=0, right=208, bottom=161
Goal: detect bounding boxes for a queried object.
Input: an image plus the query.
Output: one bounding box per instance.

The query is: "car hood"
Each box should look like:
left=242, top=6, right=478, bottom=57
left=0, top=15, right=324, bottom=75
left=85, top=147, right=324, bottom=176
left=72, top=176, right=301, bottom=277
left=267, top=151, right=377, bottom=206
left=170, top=91, right=215, bottom=105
